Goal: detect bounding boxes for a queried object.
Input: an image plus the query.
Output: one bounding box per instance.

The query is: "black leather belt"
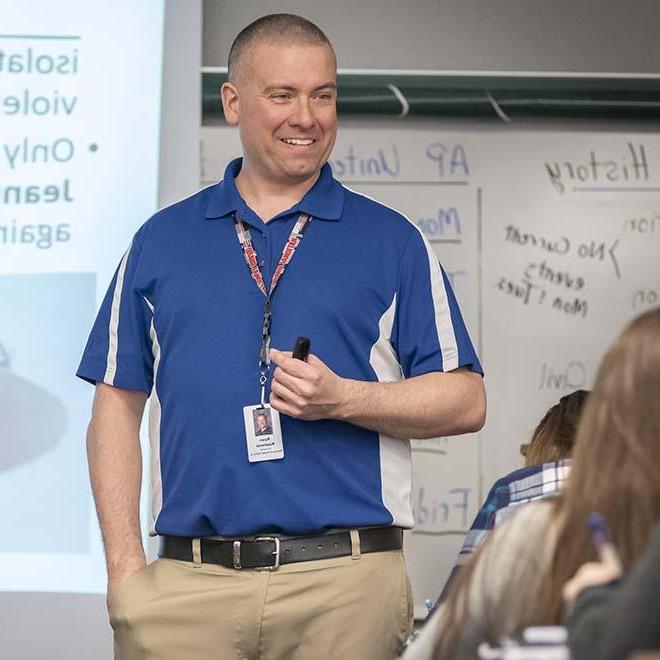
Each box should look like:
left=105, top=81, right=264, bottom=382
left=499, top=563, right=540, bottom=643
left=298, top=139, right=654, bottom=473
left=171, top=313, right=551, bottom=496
left=159, top=527, right=403, bottom=571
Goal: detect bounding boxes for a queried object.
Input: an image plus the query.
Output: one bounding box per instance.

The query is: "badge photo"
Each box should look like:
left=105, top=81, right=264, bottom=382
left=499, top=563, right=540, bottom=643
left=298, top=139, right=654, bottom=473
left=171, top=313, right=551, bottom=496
left=243, top=404, right=284, bottom=462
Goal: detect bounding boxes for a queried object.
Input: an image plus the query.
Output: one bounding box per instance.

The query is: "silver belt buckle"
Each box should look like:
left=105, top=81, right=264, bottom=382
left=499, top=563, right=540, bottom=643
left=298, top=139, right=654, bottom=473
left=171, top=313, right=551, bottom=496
left=254, top=536, right=281, bottom=571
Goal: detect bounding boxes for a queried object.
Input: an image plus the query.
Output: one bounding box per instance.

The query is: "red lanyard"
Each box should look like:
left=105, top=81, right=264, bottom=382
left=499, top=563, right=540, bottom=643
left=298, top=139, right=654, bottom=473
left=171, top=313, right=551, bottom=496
left=234, top=213, right=311, bottom=298
left=234, top=213, right=312, bottom=401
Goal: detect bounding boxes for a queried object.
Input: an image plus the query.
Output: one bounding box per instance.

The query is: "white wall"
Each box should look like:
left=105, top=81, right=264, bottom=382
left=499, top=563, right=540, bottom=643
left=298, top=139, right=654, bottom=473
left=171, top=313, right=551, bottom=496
left=203, top=0, right=660, bottom=73
left=160, top=0, right=202, bottom=207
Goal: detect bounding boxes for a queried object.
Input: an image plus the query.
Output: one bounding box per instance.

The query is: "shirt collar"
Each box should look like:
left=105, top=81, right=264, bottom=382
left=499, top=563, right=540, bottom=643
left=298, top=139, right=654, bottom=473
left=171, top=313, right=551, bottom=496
left=204, top=157, right=344, bottom=221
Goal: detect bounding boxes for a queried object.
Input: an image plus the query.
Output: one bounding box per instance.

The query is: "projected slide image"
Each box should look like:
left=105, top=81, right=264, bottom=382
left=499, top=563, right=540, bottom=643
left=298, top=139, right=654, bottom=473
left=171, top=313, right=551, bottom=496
left=0, top=0, right=163, bottom=594
left=0, top=273, right=95, bottom=553
left=0, top=362, right=66, bottom=472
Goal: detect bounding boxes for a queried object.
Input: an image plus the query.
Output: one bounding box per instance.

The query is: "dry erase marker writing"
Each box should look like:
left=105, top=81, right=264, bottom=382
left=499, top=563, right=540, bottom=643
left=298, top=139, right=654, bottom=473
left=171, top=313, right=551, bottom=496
left=588, top=512, right=622, bottom=571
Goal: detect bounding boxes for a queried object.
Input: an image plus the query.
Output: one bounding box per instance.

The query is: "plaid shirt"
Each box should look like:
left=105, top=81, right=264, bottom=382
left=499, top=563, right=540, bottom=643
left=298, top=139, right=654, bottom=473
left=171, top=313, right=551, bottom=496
left=435, top=459, right=571, bottom=606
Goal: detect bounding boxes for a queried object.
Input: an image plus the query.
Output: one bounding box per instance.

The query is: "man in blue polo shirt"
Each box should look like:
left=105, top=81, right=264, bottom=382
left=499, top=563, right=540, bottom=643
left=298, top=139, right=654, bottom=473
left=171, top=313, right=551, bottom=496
left=78, top=13, right=485, bottom=660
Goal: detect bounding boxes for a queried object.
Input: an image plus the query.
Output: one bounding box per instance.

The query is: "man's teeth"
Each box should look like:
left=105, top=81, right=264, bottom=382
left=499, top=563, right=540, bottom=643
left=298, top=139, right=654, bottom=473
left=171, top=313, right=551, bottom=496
left=281, top=138, right=314, bottom=145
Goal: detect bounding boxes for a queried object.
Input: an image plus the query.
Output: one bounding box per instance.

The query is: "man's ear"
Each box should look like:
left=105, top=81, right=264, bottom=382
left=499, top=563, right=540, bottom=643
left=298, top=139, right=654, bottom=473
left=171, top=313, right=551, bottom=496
left=221, top=82, right=240, bottom=125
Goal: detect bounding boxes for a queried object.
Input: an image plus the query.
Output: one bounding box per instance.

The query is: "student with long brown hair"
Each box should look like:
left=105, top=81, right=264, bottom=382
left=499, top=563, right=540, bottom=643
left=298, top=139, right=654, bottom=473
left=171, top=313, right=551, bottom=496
left=564, top=521, right=660, bottom=659
left=537, top=306, right=660, bottom=623
left=402, top=307, right=660, bottom=660
left=434, top=389, right=588, bottom=607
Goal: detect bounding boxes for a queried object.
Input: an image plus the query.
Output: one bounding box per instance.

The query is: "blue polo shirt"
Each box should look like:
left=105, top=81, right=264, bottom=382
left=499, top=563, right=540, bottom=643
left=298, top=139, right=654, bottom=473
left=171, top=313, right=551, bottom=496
left=78, top=158, right=482, bottom=538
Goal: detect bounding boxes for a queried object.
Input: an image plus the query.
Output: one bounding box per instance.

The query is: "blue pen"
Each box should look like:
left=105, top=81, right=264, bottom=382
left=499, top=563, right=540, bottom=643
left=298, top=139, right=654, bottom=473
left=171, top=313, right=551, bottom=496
left=588, top=512, right=622, bottom=571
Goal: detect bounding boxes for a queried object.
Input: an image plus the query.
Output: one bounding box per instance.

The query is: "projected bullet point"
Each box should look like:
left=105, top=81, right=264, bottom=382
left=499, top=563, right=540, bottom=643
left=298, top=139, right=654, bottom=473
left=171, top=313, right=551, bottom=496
left=89, top=143, right=98, bottom=152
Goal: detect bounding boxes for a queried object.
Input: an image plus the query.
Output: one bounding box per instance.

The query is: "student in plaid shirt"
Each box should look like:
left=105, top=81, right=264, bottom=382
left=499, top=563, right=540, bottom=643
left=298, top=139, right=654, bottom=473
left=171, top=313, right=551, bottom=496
left=436, top=389, right=588, bottom=605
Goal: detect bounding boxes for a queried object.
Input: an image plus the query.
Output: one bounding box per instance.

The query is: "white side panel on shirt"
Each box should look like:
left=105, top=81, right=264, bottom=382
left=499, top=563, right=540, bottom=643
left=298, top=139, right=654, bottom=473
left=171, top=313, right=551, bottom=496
left=104, top=241, right=134, bottom=385
left=145, top=298, right=164, bottom=535
left=416, top=228, right=460, bottom=371
left=370, top=294, right=414, bottom=528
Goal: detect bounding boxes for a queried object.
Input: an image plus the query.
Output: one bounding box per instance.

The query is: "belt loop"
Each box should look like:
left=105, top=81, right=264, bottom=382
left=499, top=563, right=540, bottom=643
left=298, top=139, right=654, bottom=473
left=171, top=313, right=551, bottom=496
left=192, top=538, right=202, bottom=567
left=350, top=529, right=361, bottom=560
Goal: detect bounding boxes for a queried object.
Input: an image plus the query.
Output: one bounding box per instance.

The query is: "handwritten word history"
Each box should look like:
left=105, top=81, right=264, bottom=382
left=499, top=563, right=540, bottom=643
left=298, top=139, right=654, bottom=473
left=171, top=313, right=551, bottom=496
left=544, top=142, right=650, bottom=194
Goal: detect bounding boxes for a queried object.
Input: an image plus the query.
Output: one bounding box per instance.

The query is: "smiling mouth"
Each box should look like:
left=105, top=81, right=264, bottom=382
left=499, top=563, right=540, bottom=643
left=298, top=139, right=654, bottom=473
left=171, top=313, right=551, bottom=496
left=280, top=138, right=316, bottom=146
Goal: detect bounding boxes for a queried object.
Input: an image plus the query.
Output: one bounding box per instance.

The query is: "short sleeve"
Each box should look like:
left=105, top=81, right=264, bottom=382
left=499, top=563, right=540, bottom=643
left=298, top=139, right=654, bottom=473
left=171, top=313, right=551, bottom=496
left=76, top=234, right=154, bottom=393
left=392, top=229, right=483, bottom=378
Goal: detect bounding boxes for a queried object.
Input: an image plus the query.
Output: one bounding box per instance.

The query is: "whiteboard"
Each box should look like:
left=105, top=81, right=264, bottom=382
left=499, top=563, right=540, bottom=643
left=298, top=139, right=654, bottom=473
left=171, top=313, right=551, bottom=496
left=200, top=118, right=660, bottom=618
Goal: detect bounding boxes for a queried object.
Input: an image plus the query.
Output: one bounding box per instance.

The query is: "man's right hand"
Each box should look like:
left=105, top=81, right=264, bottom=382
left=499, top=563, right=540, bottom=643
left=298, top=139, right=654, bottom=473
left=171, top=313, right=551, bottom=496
left=107, top=558, right=148, bottom=613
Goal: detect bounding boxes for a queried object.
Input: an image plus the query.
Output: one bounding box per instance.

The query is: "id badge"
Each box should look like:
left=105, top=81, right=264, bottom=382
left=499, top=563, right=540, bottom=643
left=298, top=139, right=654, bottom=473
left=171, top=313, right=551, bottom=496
left=243, top=404, right=284, bottom=462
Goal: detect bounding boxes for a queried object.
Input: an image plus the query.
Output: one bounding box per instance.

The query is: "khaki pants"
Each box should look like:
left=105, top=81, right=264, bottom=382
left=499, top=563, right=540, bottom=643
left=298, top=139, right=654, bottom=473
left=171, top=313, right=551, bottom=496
left=110, top=548, right=413, bottom=660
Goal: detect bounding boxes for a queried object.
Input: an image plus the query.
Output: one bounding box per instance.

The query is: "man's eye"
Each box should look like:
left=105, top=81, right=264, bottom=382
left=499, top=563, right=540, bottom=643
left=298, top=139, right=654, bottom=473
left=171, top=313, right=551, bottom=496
left=271, top=94, right=291, bottom=101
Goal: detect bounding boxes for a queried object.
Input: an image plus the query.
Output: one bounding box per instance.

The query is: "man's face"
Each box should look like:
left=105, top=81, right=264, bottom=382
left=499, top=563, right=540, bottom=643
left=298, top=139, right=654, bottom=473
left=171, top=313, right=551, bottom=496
left=222, top=41, right=337, bottom=187
left=257, top=414, right=268, bottom=431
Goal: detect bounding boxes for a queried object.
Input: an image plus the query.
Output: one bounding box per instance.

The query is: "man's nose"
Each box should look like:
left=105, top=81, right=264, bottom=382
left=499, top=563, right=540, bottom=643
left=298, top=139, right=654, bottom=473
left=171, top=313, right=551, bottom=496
left=289, top=98, right=315, bottom=129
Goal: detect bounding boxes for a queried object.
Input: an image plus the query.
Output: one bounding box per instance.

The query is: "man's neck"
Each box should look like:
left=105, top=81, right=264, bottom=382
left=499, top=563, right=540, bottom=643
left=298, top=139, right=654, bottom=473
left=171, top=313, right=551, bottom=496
left=235, top=166, right=320, bottom=222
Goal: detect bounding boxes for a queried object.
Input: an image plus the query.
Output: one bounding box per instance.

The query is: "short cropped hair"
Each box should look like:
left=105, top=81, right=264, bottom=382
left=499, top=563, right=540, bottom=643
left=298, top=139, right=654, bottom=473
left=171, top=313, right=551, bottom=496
left=227, top=14, right=334, bottom=84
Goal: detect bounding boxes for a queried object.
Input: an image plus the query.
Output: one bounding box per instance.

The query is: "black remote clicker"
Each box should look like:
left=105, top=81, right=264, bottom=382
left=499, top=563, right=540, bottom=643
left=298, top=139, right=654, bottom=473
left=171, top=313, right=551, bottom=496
left=292, top=336, right=311, bottom=362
